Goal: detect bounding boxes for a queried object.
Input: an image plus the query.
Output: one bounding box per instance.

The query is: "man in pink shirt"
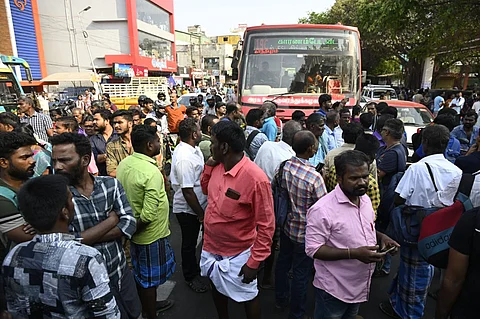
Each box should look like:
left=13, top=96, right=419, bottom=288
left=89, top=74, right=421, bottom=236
left=305, top=150, right=399, bottom=319
left=200, top=120, right=275, bottom=319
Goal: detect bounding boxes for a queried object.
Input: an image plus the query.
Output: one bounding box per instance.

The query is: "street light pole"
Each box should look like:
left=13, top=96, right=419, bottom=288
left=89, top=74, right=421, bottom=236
left=78, top=6, right=97, bottom=75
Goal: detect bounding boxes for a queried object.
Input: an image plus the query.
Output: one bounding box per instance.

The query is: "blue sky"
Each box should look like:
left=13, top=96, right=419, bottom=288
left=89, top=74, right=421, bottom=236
left=174, top=0, right=336, bottom=36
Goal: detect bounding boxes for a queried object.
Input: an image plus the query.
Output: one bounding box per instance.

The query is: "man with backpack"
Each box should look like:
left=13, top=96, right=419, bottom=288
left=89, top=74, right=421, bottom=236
left=244, top=109, right=268, bottom=160
left=275, top=130, right=327, bottom=319
left=380, top=125, right=463, bottom=319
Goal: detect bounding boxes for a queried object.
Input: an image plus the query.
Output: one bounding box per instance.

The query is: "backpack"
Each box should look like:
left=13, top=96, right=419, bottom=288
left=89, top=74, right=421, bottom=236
left=272, top=160, right=290, bottom=227
left=417, top=170, right=475, bottom=268
left=245, top=130, right=260, bottom=160
left=0, top=186, right=18, bottom=208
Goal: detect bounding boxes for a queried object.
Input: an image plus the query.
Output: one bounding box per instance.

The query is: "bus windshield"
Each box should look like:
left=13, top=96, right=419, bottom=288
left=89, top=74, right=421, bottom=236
left=240, top=29, right=360, bottom=102
left=0, top=73, right=21, bottom=105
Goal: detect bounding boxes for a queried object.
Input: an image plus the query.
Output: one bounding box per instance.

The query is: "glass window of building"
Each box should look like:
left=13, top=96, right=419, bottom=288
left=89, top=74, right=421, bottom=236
left=138, top=31, right=173, bottom=61
left=137, top=0, right=171, bottom=32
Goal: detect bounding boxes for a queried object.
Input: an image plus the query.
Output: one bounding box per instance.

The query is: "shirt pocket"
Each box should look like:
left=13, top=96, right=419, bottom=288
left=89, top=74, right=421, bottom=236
left=218, top=196, right=249, bottom=221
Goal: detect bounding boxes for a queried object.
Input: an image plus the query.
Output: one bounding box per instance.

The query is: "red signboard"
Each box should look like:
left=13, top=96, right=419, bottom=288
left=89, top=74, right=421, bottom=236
left=241, top=95, right=355, bottom=107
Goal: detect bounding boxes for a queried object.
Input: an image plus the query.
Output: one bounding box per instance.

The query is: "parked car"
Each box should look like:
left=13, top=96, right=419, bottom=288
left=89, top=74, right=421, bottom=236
left=361, top=85, right=398, bottom=102
left=178, top=93, right=207, bottom=106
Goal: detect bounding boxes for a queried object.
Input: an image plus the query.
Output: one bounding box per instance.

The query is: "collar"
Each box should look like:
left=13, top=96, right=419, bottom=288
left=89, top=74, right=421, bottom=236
left=341, top=143, right=355, bottom=149
left=324, top=126, right=334, bottom=135
left=34, top=233, right=79, bottom=243
left=131, top=152, right=157, bottom=164
left=278, top=141, right=295, bottom=154
left=246, top=125, right=260, bottom=132
left=264, top=117, right=274, bottom=123
left=201, top=133, right=211, bottom=141
left=224, top=155, right=248, bottom=177
left=419, top=153, right=446, bottom=162
left=333, top=184, right=366, bottom=207
left=292, top=156, right=314, bottom=167
left=25, top=111, right=39, bottom=118
left=317, top=109, right=327, bottom=117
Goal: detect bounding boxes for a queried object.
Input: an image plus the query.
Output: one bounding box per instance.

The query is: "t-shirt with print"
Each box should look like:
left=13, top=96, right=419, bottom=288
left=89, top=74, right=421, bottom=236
left=448, top=208, right=480, bottom=317
left=376, top=144, right=407, bottom=187
left=0, top=179, right=25, bottom=262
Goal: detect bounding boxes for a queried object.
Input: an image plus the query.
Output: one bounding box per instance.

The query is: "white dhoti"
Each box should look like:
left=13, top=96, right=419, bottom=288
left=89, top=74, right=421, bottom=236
left=200, top=248, right=258, bottom=302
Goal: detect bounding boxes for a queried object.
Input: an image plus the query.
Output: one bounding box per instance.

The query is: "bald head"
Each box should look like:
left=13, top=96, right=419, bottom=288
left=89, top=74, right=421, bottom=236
left=282, top=120, right=303, bottom=146
left=292, top=130, right=318, bottom=157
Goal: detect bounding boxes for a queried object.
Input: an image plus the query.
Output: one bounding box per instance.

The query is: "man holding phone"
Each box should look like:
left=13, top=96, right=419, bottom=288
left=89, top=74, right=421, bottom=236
left=200, top=121, right=275, bottom=319
left=306, top=150, right=399, bottom=319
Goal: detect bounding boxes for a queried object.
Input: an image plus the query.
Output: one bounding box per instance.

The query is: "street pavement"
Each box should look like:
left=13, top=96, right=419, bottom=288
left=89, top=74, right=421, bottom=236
left=154, top=212, right=439, bottom=318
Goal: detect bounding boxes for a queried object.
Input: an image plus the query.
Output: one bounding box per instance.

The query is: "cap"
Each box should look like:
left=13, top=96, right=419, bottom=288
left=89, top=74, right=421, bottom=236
left=206, top=94, right=214, bottom=100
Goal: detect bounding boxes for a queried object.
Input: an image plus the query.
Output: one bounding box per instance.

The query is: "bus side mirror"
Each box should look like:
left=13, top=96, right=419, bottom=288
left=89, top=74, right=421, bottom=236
left=25, top=68, right=33, bottom=82
left=231, top=50, right=241, bottom=69
left=232, top=68, right=238, bottom=81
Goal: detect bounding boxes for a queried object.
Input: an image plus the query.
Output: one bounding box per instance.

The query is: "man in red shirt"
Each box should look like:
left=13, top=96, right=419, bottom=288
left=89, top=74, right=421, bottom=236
left=165, top=91, right=187, bottom=134
left=200, top=121, right=275, bottom=319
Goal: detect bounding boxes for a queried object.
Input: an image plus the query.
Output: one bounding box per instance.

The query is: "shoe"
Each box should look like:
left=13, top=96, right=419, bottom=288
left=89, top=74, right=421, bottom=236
left=186, top=277, right=208, bottom=293
left=373, top=269, right=390, bottom=278
left=142, top=299, right=174, bottom=317
left=379, top=301, right=401, bottom=319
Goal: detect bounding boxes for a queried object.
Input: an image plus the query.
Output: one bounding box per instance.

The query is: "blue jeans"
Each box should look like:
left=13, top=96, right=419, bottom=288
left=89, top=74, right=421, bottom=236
left=275, top=231, right=313, bottom=319
left=314, top=288, right=360, bottom=319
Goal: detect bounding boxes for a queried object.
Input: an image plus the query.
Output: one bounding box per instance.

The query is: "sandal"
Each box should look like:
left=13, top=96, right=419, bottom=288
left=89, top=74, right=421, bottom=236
left=187, top=277, right=208, bottom=293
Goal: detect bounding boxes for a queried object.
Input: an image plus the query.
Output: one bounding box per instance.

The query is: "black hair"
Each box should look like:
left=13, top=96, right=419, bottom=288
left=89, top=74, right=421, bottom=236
left=104, top=99, right=112, bottom=106
left=131, top=109, right=141, bottom=118
left=186, top=106, right=199, bottom=117
left=0, top=112, right=19, bottom=129
left=82, top=114, right=94, bottom=124
left=292, top=130, right=316, bottom=154
left=157, top=92, right=166, bottom=99
left=91, top=100, right=104, bottom=109
left=50, top=133, right=92, bottom=158
left=438, top=107, right=458, bottom=117
left=144, top=98, right=154, bottom=105
left=17, top=175, right=70, bottom=232
left=465, top=109, right=479, bottom=121
left=352, top=106, right=361, bottom=117
left=103, top=93, right=110, bottom=99
left=14, top=124, right=35, bottom=138
left=93, top=109, right=112, bottom=121
left=57, top=116, right=79, bottom=133
left=355, top=133, right=380, bottom=160
left=292, top=110, right=305, bottom=122
left=342, top=123, right=364, bottom=144
left=112, top=110, right=133, bottom=122
left=210, top=121, right=245, bottom=153
left=131, top=124, right=158, bottom=153
left=143, top=118, right=156, bottom=126
left=422, top=124, right=450, bottom=154
left=359, top=113, right=374, bottom=130
left=306, top=112, right=325, bottom=128
left=335, top=150, right=370, bottom=177
left=376, top=102, right=388, bottom=114
left=215, top=102, right=226, bottom=111
left=376, top=114, right=394, bottom=132
left=0, top=131, right=36, bottom=159
left=201, top=115, right=218, bottom=134
left=226, top=103, right=238, bottom=115
left=434, top=114, right=456, bottom=132
left=332, top=101, right=340, bottom=110
left=179, top=118, right=199, bottom=141
left=382, top=106, right=398, bottom=119
left=318, top=94, right=332, bottom=106
left=339, top=108, right=350, bottom=116
left=383, top=118, right=404, bottom=140
left=246, top=109, right=263, bottom=126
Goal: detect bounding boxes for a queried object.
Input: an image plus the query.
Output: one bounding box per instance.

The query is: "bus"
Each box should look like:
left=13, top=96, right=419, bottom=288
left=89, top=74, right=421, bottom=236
left=232, top=24, right=362, bottom=119
left=0, top=55, right=33, bottom=112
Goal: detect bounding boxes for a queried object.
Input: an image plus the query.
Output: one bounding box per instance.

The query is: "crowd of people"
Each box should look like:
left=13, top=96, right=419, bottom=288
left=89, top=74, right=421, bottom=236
left=0, top=87, right=479, bottom=319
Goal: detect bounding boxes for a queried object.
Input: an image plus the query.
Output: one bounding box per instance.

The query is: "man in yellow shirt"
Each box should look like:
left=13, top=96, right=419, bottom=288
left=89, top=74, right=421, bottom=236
left=117, top=124, right=175, bottom=318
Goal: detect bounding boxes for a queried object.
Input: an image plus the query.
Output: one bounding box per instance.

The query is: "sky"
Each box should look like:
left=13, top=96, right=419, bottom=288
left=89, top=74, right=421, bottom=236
left=174, top=0, right=336, bottom=36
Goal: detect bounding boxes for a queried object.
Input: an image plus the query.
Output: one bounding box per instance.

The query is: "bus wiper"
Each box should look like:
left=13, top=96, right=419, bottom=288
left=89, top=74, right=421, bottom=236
left=269, top=92, right=300, bottom=102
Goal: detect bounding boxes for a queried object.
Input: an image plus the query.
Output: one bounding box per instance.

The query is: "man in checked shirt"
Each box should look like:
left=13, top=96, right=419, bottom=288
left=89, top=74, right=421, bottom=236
left=275, top=130, right=328, bottom=319
left=51, top=133, right=141, bottom=319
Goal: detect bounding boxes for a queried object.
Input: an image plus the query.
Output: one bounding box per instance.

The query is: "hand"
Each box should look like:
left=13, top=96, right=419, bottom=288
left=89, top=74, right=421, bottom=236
left=351, top=246, right=385, bottom=264
left=23, top=223, right=36, bottom=235
left=238, top=264, right=258, bottom=284
left=380, top=235, right=400, bottom=256
left=466, top=143, right=479, bottom=156
left=108, top=211, right=119, bottom=226
left=205, top=157, right=219, bottom=167
left=197, top=212, right=205, bottom=223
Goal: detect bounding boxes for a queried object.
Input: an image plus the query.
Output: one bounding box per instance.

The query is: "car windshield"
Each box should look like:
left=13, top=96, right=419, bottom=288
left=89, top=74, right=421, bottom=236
left=178, top=95, right=192, bottom=106
left=373, top=89, right=397, bottom=99
left=395, top=107, right=433, bottom=125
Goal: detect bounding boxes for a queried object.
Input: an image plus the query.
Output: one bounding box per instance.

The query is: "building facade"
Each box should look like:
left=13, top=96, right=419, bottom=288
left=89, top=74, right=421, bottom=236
left=36, top=0, right=176, bottom=76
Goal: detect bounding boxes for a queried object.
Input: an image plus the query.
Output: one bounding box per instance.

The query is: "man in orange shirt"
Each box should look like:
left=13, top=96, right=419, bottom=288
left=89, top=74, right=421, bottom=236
left=200, top=121, right=275, bottom=319
left=165, top=91, right=187, bottom=134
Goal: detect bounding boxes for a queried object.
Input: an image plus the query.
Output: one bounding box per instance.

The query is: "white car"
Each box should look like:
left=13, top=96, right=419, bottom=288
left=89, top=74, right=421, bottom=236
left=361, top=85, right=398, bottom=102
left=178, top=93, right=207, bottom=106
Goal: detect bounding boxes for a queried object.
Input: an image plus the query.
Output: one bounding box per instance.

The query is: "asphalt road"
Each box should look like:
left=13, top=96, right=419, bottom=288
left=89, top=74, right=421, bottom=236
left=154, top=213, right=439, bottom=319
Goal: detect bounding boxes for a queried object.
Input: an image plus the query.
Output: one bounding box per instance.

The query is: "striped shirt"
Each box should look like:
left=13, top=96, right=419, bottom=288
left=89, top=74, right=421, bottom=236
left=281, top=156, right=327, bottom=243
left=20, top=111, right=53, bottom=142
left=69, top=176, right=136, bottom=289
left=0, top=179, right=24, bottom=255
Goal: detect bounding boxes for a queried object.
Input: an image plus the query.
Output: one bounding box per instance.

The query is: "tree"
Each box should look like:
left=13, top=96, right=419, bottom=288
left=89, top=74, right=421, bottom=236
left=300, top=0, right=480, bottom=88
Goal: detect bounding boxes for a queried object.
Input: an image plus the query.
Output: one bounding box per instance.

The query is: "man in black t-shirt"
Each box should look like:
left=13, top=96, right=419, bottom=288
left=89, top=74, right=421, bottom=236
left=436, top=208, right=480, bottom=319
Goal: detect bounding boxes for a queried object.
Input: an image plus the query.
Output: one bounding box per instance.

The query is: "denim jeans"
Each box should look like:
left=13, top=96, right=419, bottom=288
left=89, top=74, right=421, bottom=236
left=275, top=231, right=313, bottom=319
left=314, top=288, right=360, bottom=319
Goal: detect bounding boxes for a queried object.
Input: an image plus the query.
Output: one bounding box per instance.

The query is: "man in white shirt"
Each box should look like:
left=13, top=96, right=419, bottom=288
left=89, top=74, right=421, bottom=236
left=170, top=118, right=208, bottom=293
left=381, top=124, right=462, bottom=319
left=450, top=92, right=465, bottom=114
left=254, top=120, right=303, bottom=181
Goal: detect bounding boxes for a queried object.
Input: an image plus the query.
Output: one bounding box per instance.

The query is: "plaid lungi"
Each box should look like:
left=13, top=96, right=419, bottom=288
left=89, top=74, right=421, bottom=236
left=131, top=237, right=176, bottom=288
left=389, top=246, right=434, bottom=319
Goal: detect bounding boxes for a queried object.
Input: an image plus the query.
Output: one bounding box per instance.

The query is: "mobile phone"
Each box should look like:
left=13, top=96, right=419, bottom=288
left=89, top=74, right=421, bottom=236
left=380, top=246, right=397, bottom=254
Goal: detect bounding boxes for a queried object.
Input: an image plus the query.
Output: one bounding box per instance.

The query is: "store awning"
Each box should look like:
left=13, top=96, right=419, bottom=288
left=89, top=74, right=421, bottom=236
left=21, top=80, right=59, bottom=86
left=41, top=72, right=99, bottom=82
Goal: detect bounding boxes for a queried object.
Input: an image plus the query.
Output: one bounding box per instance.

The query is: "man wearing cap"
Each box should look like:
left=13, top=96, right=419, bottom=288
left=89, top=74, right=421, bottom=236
left=203, top=95, right=217, bottom=116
